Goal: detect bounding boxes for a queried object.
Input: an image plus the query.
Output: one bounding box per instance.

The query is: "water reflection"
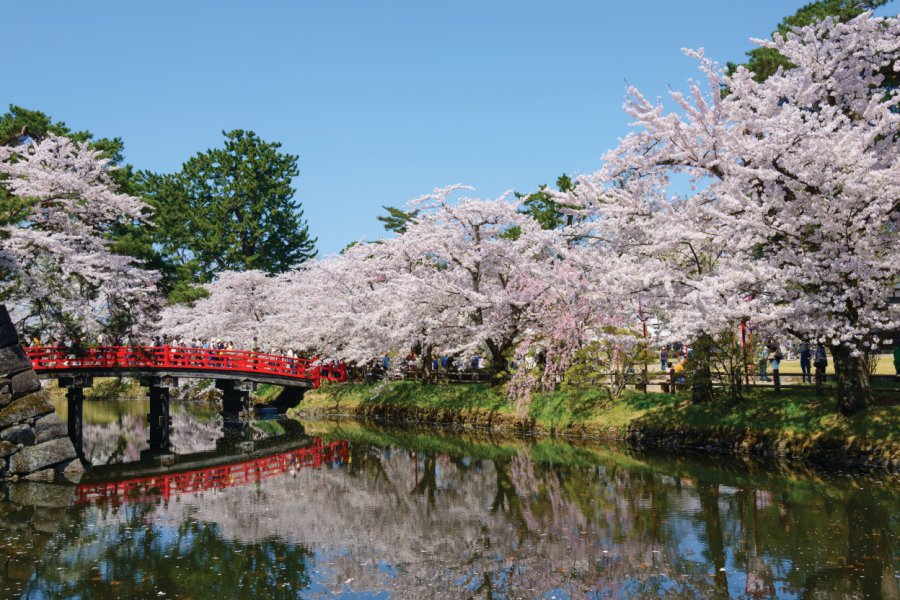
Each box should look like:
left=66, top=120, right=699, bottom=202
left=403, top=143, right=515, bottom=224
left=0, top=406, right=897, bottom=598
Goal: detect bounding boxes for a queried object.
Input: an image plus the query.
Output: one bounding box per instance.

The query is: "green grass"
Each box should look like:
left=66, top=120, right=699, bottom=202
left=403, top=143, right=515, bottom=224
left=300, top=381, right=900, bottom=454
left=314, top=380, right=509, bottom=411
left=779, top=353, right=897, bottom=376
left=629, top=387, right=898, bottom=444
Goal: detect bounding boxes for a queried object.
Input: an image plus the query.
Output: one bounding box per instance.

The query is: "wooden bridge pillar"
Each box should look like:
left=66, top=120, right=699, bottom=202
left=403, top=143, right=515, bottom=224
left=58, top=376, right=93, bottom=459
left=144, top=376, right=176, bottom=453
left=216, top=379, right=253, bottom=420
left=216, top=379, right=253, bottom=449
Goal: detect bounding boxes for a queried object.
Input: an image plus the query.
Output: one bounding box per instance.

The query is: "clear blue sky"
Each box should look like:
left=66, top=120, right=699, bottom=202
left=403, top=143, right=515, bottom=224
left=5, top=1, right=896, bottom=255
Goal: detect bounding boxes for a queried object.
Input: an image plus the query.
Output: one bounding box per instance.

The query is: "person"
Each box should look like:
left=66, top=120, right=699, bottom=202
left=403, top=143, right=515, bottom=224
left=771, top=346, right=783, bottom=392
left=814, top=344, right=828, bottom=391
left=673, top=358, right=686, bottom=384
left=382, top=353, right=390, bottom=371
left=893, top=342, right=900, bottom=379
left=759, top=345, right=770, bottom=382
left=799, top=341, right=812, bottom=383
left=667, top=362, right=677, bottom=394
left=659, top=348, right=669, bottom=372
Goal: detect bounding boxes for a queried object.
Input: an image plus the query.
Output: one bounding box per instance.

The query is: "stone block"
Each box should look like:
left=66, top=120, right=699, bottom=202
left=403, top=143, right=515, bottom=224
left=6, top=557, right=33, bottom=581
left=0, top=506, right=31, bottom=531
left=55, top=458, right=85, bottom=483
left=33, top=414, right=66, bottom=445
left=23, top=468, right=55, bottom=482
left=0, top=384, right=11, bottom=408
left=0, top=441, right=16, bottom=459
left=0, top=321, right=18, bottom=349
left=0, top=304, right=19, bottom=347
left=7, top=482, right=75, bottom=508
left=31, top=506, right=66, bottom=528
left=0, top=393, right=54, bottom=429
left=10, top=371, right=41, bottom=399
left=0, top=346, right=32, bottom=378
left=0, top=424, right=33, bottom=446
left=9, top=438, right=76, bottom=475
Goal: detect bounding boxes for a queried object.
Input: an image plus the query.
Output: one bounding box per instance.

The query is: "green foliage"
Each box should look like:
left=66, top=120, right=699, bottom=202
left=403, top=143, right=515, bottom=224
left=0, top=105, right=172, bottom=306
left=516, top=173, right=576, bottom=230
left=140, top=130, right=317, bottom=289
left=0, top=104, right=91, bottom=146
left=561, top=330, right=651, bottom=399
left=561, top=342, right=612, bottom=391
left=726, top=0, right=888, bottom=82
left=377, top=205, right=419, bottom=234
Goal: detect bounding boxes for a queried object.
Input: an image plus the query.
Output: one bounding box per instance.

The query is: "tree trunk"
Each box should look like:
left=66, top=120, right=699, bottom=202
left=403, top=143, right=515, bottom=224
left=691, top=333, right=714, bottom=403
left=829, top=344, right=872, bottom=415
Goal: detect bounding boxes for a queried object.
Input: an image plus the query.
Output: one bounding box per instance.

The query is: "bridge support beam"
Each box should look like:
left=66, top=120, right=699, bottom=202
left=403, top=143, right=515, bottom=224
left=217, top=379, right=253, bottom=419
left=58, top=376, right=92, bottom=459
left=143, top=376, right=176, bottom=455
left=216, top=379, right=253, bottom=448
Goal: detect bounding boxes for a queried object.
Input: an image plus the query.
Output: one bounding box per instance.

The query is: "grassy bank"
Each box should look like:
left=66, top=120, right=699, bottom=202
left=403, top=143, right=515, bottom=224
left=293, top=381, right=900, bottom=470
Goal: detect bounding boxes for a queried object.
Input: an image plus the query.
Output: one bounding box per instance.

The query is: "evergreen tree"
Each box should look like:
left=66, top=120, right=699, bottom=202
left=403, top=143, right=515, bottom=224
left=142, top=130, right=317, bottom=287
left=726, top=0, right=889, bottom=82
left=377, top=205, right=419, bottom=234
left=517, top=174, right=576, bottom=230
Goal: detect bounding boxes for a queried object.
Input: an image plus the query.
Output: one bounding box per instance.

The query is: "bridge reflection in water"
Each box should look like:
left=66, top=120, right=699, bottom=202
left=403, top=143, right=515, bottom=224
left=76, top=438, right=349, bottom=505
left=2, top=417, right=897, bottom=598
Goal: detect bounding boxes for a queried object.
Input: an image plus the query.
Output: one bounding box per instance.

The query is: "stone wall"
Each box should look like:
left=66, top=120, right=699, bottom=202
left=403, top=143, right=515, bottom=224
left=0, top=306, right=83, bottom=482
left=0, top=482, right=75, bottom=596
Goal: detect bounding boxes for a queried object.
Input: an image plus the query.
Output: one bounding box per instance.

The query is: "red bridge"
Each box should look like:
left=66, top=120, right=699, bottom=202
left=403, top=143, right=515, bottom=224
left=25, top=345, right=347, bottom=389
left=76, top=438, right=350, bottom=504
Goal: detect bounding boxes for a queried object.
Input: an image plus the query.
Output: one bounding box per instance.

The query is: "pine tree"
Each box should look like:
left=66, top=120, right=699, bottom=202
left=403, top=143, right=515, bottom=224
left=142, top=130, right=317, bottom=287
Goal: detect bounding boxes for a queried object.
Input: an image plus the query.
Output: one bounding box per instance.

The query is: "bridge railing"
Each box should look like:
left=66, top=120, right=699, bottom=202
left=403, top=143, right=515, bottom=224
left=75, top=439, right=350, bottom=504
left=24, top=345, right=346, bottom=387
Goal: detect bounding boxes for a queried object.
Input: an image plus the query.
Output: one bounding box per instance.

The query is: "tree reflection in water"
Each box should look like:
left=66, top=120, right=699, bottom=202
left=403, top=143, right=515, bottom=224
left=5, top=419, right=898, bottom=598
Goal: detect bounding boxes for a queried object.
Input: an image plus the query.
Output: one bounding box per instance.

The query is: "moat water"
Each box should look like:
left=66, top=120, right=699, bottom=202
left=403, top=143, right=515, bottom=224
left=0, top=399, right=897, bottom=599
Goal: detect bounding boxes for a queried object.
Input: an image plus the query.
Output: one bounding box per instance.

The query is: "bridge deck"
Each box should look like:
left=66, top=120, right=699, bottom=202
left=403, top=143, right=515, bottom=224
left=25, top=346, right=346, bottom=389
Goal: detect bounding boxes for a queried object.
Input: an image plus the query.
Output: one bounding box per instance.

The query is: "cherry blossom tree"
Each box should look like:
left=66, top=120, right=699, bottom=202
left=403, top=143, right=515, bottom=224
left=159, top=269, right=284, bottom=348
left=0, top=135, right=160, bottom=340
left=163, top=186, right=566, bottom=379
left=558, top=13, right=899, bottom=412
left=383, top=185, right=562, bottom=372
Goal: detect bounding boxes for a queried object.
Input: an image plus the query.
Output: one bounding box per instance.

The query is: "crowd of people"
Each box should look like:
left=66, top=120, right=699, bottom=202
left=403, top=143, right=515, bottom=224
left=657, top=338, right=900, bottom=389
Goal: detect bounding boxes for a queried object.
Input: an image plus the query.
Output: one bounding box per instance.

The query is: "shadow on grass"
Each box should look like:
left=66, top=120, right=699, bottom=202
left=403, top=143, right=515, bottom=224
left=626, top=386, right=898, bottom=445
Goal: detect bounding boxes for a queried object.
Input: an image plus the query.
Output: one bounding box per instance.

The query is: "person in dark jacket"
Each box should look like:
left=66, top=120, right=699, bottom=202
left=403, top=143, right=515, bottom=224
left=893, top=343, right=900, bottom=378
left=814, top=344, right=828, bottom=390
left=799, top=342, right=812, bottom=383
